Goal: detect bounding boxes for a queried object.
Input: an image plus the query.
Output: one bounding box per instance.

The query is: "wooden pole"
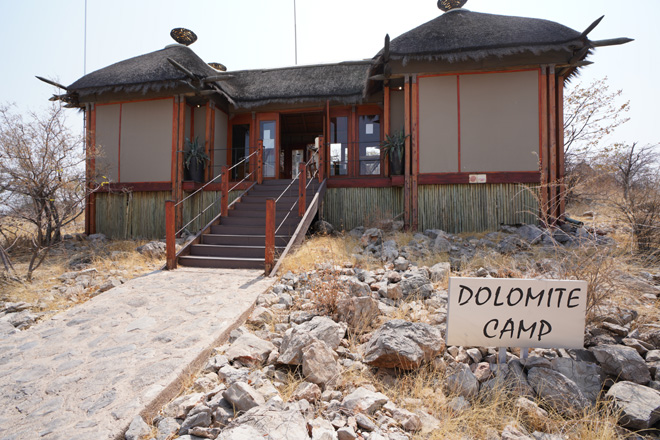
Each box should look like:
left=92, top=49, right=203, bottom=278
left=84, top=104, right=91, bottom=235
left=165, top=200, right=177, bottom=270
left=220, top=165, right=229, bottom=217
left=257, top=140, right=264, bottom=184
left=298, top=163, right=306, bottom=217
left=265, top=198, right=276, bottom=274
left=548, top=65, right=558, bottom=223
left=317, top=136, right=325, bottom=182
left=404, top=75, right=411, bottom=230
left=411, top=75, right=419, bottom=231
left=539, top=67, right=549, bottom=225
left=204, top=101, right=213, bottom=182
left=176, top=97, right=185, bottom=231
left=89, top=103, right=97, bottom=235
left=384, top=86, right=391, bottom=177
left=557, top=75, right=566, bottom=220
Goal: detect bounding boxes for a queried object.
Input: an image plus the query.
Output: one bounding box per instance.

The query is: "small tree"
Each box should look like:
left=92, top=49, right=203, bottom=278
left=0, top=102, right=94, bottom=280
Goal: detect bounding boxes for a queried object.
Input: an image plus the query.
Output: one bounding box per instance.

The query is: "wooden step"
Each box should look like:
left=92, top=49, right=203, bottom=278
left=201, top=234, right=291, bottom=246
left=220, top=216, right=300, bottom=227
left=190, top=244, right=284, bottom=259
left=178, top=255, right=265, bottom=269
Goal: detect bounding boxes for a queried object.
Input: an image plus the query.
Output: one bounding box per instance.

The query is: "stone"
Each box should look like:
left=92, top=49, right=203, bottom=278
left=179, top=405, right=212, bottom=434
left=155, top=417, right=180, bottom=440
left=222, top=406, right=309, bottom=440
left=433, top=236, right=452, bottom=253
left=383, top=402, right=421, bottom=432
left=204, top=354, right=229, bottom=373
left=550, top=357, right=603, bottom=402
left=382, top=240, right=399, bottom=262
left=337, top=426, right=358, bottom=440
left=527, top=368, right=590, bottom=417
left=247, top=307, right=275, bottom=326
left=355, top=413, right=377, bottom=431
left=447, top=396, right=470, bottom=413
left=497, top=235, right=530, bottom=254
left=429, top=262, right=450, bottom=283
left=124, top=415, right=150, bottom=440
left=303, top=340, right=340, bottom=386
left=211, top=398, right=235, bottom=426
left=190, top=427, right=222, bottom=438
left=361, top=228, right=383, bottom=247
left=222, top=382, right=265, bottom=412
left=505, top=360, right=535, bottom=397
left=393, top=256, right=409, bottom=271
left=217, top=365, right=250, bottom=384
left=606, top=381, right=660, bottom=430
left=445, top=363, right=479, bottom=398
left=515, top=396, right=548, bottom=419
left=341, top=276, right=372, bottom=297
left=399, top=273, right=434, bottom=299
left=591, top=344, right=651, bottom=384
left=314, top=220, right=335, bottom=235
left=309, top=417, right=338, bottom=440
left=278, top=317, right=346, bottom=365
left=336, top=296, right=380, bottom=332
left=501, top=424, right=534, bottom=440
left=362, top=320, right=445, bottom=370
left=218, top=424, right=265, bottom=440
left=292, top=381, right=322, bottom=402
left=96, top=278, right=123, bottom=294
left=225, top=333, right=276, bottom=366
left=136, top=241, right=166, bottom=258
left=514, top=224, right=544, bottom=244
left=472, top=362, right=492, bottom=382
left=341, top=387, right=389, bottom=415
left=163, top=393, right=205, bottom=418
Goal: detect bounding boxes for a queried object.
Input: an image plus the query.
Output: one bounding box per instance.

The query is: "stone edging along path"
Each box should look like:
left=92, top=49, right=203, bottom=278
left=0, top=267, right=274, bottom=440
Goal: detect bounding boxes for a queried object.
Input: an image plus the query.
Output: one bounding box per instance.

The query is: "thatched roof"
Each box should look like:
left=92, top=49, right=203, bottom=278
left=382, top=9, right=588, bottom=64
left=218, top=61, right=373, bottom=109
left=67, top=44, right=218, bottom=98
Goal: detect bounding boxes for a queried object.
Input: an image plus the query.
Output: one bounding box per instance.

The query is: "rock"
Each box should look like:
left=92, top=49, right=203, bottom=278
left=179, top=405, right=212, bottom=434
left=125, top=415, right=150, bottom=440
left=381, top=240, right=399, bottom=262
left=497, top=235, right=530, bottom=254
left=136, top=241, right=166, bottom=258
left=163, top=393, right=204, bottom=418
left=514, top=225, right=544, bottom=244
left=279, top=317, right=346, bottom=365
left=355, top=413, right=377, bottom=431
left=289, top=310, right=317, bottom=324
left=303, top=340, right=340, bottom=386
left=505, top=360, right=535, bottom=397
left=309, top=417, right=338, bottom=440
left=472, top=362, right=492, bottom=382
left=0, top=320, right=18, bottom=336
left=336, top=296, right=380, bottom=331
left=96, top=278, right=123, bottom=294
left=155, top=417, right=180, bottom=440
left=433, top=236, right=452, bottom=253
left=223, top=382, right=265, bottom=412
left=591, top=344, right=651, bottom=384
left=225, top=333, right=276, bottom=366
left=383, top=402, right=421, bottom=432
left=203, top=354, right=228, bottom=373
left=292, top=381, right=322, bottom=402
left=88, top=233, right=107, bottom=241
left=399, top=274, right=434, bottom=299
left=445, top=363, right=479, bottom=398
left=429, top=262, right=450, bottom=283
left=218, top=365, right=250, bottom=384
left=501, top=424, right=534, bottom=440
left=606, top=381, right=660, bottom=430
left=337, top=426, right=358, bottom=440
left=341, top=276, right=371, bottom=297
left=190, top=427, right=222, bottom=438
left=361, top=228, right=383, bottom=247
left=527, top=368, right=590, bottom=417
left=341, top=387, right=388, bottom=415
left=247, top=307, right=275, bottom=326
left=361, top=320, right=445, bottom=370
left=447, top=396, right=470, bottom=413
left=222, top=406, right=309, bottom=440
left=314, top=220, right=335, bottom=235
left=515, top=396, right=548, bottom=420
left=210, top=398, right=235, bottom=426
left=550, top=358, right=603, bottom=402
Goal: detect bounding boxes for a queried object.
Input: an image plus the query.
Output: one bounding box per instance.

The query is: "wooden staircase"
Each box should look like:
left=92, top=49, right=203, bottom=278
left=177, top=179, right=320, bottom=270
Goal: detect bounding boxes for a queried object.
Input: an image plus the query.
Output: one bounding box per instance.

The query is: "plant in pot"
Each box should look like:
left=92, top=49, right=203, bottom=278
left=184, top=136, right=209, bottom=183
left=382, top=130, right=408, bottom=176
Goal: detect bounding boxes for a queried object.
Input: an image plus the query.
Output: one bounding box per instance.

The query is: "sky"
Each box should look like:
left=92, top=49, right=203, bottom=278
left=1, top=0, right=657, bottom=149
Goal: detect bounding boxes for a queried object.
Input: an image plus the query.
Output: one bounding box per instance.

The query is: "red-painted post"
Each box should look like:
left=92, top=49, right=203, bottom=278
left=220, top=166, right=229, bottom=217
left=298, top=163, right=306, bottom=217
left=165, top=200, right=177, bottom=270
left=257, top=140, right=264, bottom=185
left=265, top=198, right=275, bottom=274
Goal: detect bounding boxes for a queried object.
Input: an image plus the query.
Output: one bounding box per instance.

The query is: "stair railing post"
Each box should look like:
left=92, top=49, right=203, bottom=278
left=220, top=166, right=229, bottom=217
left=257, top=140, right=264, bottom=185
left=265, top=198, right=276, bottom=275
left=318, top=135, right=325, bottom=183
left=298, top=163, right=306, bottom=218
left=165, top=200, right=177, bottom=270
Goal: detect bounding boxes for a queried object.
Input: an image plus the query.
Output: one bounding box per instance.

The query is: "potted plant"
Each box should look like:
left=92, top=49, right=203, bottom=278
left=382, top=130, right=408, bottom=176
left=184, top=136, right=209, bottom=183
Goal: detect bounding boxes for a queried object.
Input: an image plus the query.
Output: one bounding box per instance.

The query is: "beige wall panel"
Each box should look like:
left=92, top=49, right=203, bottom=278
left=120, top=99, right=173, bottom=182
left=419, top=76, right=459, bottom=173
left=390, top=90, right=405, bottom=134
left=95, top=104, right=120, bottom=181
left=185, top=105, right=192, bottom=141
left=214, top=109, right=228, bottom=177
left=193, top=106, right=206, bottom=142
left=460, top=71, right=539, bottom=172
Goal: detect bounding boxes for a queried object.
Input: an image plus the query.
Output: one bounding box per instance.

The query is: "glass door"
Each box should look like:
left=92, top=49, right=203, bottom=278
left=259, top=116, right=278, bottom=178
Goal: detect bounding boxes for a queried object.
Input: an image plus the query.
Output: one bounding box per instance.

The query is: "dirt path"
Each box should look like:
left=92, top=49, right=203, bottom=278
left=0, top=267, right=273, bottom=440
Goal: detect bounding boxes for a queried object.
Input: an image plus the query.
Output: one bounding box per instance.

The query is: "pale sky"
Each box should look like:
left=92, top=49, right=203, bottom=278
left=1, top=0, right=657, bottom=149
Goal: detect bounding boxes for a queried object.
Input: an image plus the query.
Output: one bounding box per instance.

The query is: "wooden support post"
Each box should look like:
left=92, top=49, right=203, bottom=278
left=175, top=97, right=185, bottom=232
left=204, top=101, right=213, bottom=182
left=317, top=136, right=325, bottom=183
left=411, top=75, right=419, bottom=231
left=220, top=165, right=229, bottom=217
left=265, top=198, right=276, bottom=274
left=548, top=65, right=558, bottom=223
left=539, top=67, right=549, bottom=225
left=165, top=200, right=177, bottom=270
left=404, top=75, right=411, bottom=230
left=257, top=140, right=264, bottom=184
left=384, top=86, right=391, bottom=177
left=84, top=104, right=91, bottom=235
left=557, top=75, right=566, bottom=220
left=298, top=163, right=306, bottom=217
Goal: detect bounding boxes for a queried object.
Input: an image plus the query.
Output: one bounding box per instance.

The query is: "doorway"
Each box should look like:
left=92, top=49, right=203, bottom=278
left=279, top=112, right=324, bottom=180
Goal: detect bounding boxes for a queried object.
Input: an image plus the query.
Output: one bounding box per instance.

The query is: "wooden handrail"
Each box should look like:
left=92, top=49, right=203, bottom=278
left=265, top=198, right=275, bottom=274
left=298, top=163, right=306, bottom=217
left=165, top=200, right=176, bottom=270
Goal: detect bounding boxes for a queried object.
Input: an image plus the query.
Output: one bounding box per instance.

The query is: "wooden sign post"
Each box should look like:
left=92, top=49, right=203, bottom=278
left=447, top=277, right=587, bottom=357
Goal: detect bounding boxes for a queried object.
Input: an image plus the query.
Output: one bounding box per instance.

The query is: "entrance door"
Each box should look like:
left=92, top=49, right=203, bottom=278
left=280, top=112, right=324, bottom=180
left=257, top=113, right=279, bottom=179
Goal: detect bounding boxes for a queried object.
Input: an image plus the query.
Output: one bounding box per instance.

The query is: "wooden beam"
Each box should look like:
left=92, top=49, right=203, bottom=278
left=84, top=104, right=91, bottom=235
left=176, top=97, right=186, bottom=232
left=257, top=140, right=264, bottom=184
left=383, top=86, right=391, bottom=177
left=557, top=74, right=566, bottom=220
left=167, top=57, right=196, bottom=81
left=205, top=102, right=213, bottom=182
left=411, top=75, right=419, bottom=231
left=298, top=163, right=306, bottom=217
left=265, top=199, right=276, bottom=274
left=89, top=104, right=97, bottom=235
left=548, top=65, right=558, bottom=222
left=165, top=200, right=177, bottom=270
left=171, top=96, right=179, bottom=200
left=404, top=75, right=411, bottom=230
left=591, top=37, right=634, bottom=47
left=35, top=76, right=68, bottom=90
left=221, top=166, right=229, bottom=217
left=539, top=67, right=549, bottom=224
left=209, top=103, right=216, bottom=181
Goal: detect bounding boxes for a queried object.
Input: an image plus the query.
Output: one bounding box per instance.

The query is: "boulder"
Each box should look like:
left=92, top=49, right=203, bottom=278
left=514, top=224, right=544, bottom=244
left=336, top=296, right=380, bottom=331
left=433, top=236, right=452, bottom=253
left=162, top=393, right=204, bottom=418
left=222, top=382, right=265, bottom=412
left=225, top=333, right=276, bottom=366
left=606, top=381, right=660, bottom=430
left=155, top=417, right=180, bottom=440
left=445, top=363, right=479, bottom=398
left=278, top=317, right=346, bottom=365
left=125, top=415, right=150, bottom=440
left=550, top=357, right=604, bottom=402
left=527, top=368, right=590, bottom=417
left=309, top=417, right=338, bottom=440
left=313, top=220, right=335, bottom=235
left=179, top=405, right=212, bottom=435
left=292, top=381, right=322, bottom=402
left=302, top=340, right=340, bottom=386
left=361, top=320, right=445, bottom=370
left=399, top=274, right=434, bottom=299
left=222, top=406, right=309, bottom=440
left=360, top=228, right=383, bottom=247
left=341, top=387, right=388, bottom=414
left=136, top=241, right=166, bottom=258
left=429, top=262, right=450, bottom=283
left=591, top=344, right=651, bottom=384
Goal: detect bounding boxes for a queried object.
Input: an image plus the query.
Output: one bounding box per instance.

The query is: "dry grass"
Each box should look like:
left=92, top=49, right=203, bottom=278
left=278, top=235, right=363, bottom=274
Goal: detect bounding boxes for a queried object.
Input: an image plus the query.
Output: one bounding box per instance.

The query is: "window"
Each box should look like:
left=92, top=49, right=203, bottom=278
left=330, top=116, right=348, bottom=176
left=359, top=115, right=381, bottom=175
left=231, top=124, right=250, bottom=180
left=260, top=120, right=276, bottom=178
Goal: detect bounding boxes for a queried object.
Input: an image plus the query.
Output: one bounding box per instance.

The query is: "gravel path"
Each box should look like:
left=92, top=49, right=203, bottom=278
left=0, top=267, right=273, bottom=440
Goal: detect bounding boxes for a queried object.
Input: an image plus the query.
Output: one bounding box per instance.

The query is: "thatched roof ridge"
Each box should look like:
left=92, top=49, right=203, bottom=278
left=68, top=45, right=217, bottom=95
left=383, top=9, right=587, bottom=64
left=218, top=61, right=374, bottom=109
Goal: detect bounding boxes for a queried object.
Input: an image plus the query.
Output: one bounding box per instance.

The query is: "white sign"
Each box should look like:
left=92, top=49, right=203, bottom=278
left=366, top=123, right=374, bottom=135
left=447, top=277, right=587, bottom=349
left=469, top=174, right=487, bottom=183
